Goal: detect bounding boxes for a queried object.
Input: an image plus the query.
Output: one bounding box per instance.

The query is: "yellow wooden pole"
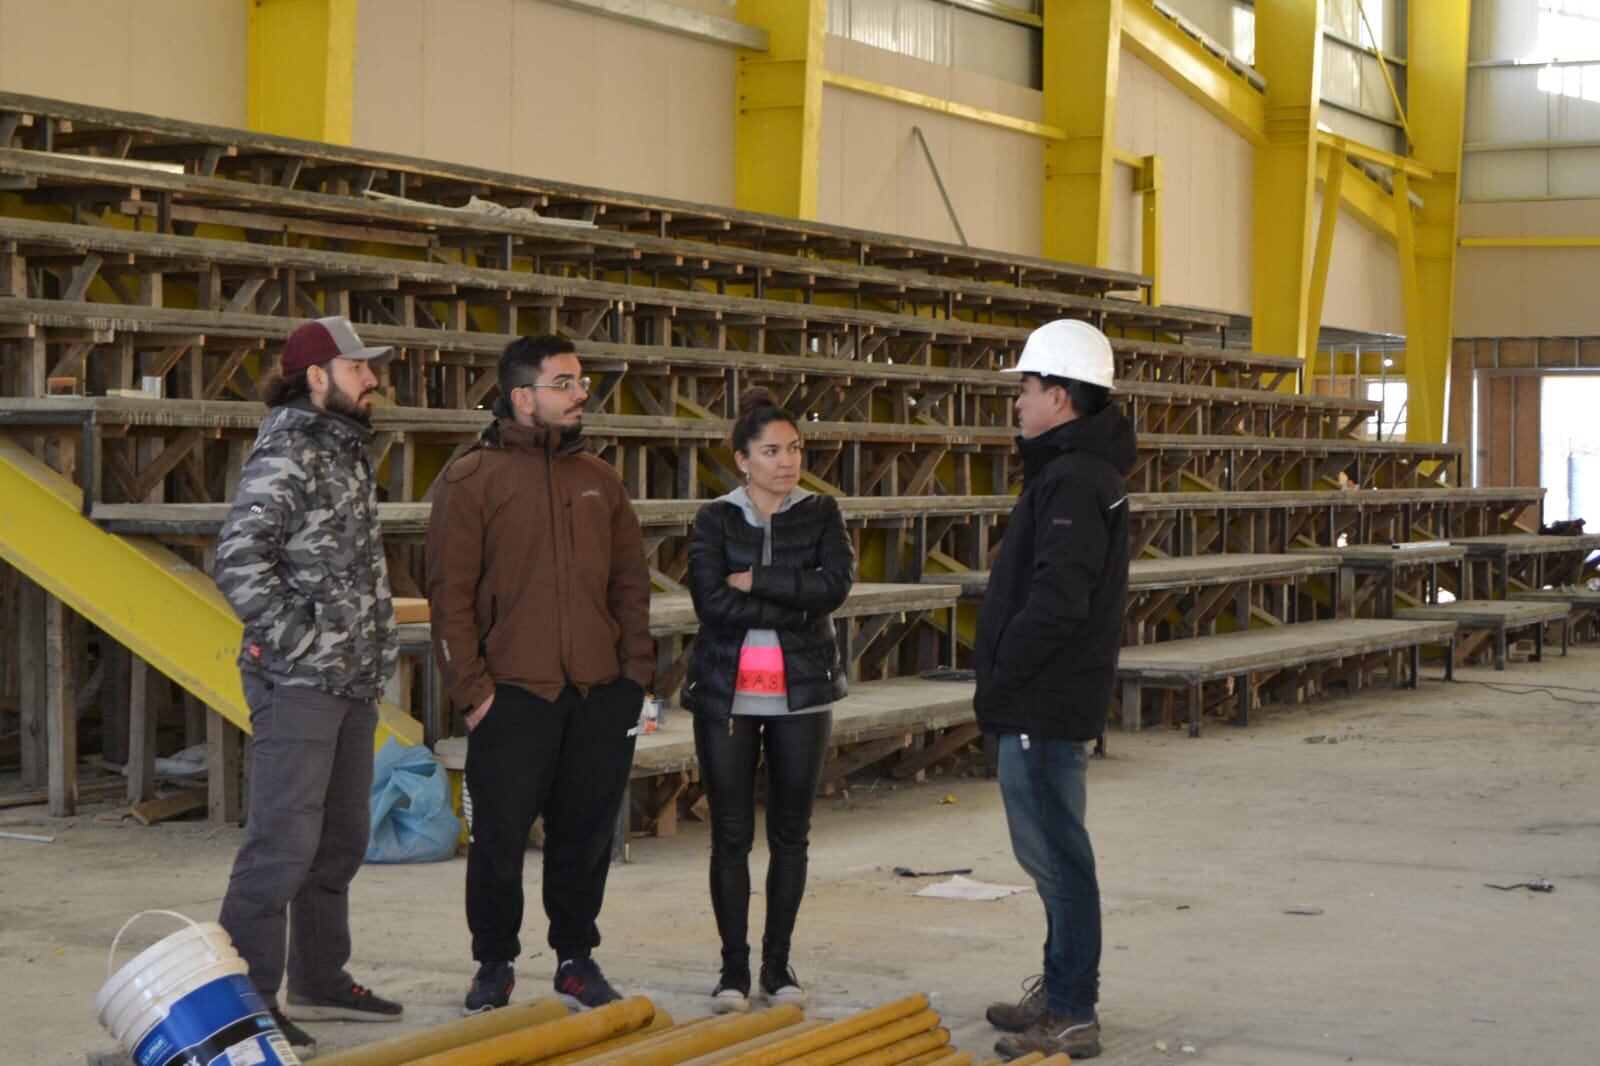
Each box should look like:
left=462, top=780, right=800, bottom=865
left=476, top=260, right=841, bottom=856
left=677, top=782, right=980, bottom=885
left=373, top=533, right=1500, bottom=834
left=722, top=995, right=929, bottom=1066
left=825, top=1029, right=951, bottom=1066
left=405, top=997, right=656, bottom=1066
left=529, top=1013, right=685, bottom=1066
left=589, top=1007, right=805, bottom=1066
left=314, top=1000, right=571, bottom=1066
left=759, top=1011, right=941, bottom=1066
left=678, top=1021, right=828, bottom=1066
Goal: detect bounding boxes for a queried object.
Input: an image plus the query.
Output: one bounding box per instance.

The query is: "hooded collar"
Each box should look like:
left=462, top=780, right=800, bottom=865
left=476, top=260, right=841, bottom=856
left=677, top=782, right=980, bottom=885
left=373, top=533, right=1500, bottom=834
left=1017, top=403, right=1138, bottom=484
left=715, top=484, right=813, bottom=526
left=491, top=416, right=588, bottom=457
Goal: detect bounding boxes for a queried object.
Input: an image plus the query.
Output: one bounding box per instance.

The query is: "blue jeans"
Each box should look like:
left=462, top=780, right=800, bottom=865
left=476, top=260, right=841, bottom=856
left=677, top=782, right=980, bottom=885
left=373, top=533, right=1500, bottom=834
left=997, top=734, right=1100, bottom=1019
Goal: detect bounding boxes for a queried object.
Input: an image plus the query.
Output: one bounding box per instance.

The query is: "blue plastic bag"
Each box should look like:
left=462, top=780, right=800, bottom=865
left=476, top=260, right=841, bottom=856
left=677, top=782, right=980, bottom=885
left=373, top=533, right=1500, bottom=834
left=365, top=737, right=462, bottom=864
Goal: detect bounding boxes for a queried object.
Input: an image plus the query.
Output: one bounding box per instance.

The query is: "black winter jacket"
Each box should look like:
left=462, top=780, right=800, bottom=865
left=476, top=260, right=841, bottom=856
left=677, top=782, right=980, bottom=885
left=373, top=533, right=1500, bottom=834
left=681, top=492, right=854, bottom=721
left=974, top=405, right=1137, bottom=741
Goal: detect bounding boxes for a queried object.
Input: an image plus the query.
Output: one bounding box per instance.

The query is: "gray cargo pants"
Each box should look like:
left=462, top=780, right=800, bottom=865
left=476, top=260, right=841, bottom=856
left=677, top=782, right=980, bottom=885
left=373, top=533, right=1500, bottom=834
left=218, top=672, right=377, bottom=1000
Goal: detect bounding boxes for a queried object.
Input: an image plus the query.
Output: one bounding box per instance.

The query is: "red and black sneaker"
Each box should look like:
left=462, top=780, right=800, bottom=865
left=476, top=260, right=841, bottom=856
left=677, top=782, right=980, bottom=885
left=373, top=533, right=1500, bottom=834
left=286, top=980, right=403, bottom=1022
left=554, top=956, right=623, bottom=1011
left=465, top=961, right=515, bottom=1013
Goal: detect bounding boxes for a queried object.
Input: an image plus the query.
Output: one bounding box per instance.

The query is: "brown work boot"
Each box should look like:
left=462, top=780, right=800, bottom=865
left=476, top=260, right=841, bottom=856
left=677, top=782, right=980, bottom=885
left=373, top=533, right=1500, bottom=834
left=985, top=974, right=1047, bottom=1032
left=994, top=1012, right=1102, bottom=1061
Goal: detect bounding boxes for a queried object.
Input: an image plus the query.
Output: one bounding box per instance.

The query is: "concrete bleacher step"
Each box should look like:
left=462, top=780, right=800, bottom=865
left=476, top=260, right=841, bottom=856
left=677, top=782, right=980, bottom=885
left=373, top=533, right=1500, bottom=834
left=1117, top=617, right=1459, bottom=737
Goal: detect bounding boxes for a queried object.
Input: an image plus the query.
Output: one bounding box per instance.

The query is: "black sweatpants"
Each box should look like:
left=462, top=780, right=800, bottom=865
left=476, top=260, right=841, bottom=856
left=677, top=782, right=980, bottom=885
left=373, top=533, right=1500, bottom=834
left=692, top=711, right=833, bottom=975
left=465, top=679, right=640, bottom=964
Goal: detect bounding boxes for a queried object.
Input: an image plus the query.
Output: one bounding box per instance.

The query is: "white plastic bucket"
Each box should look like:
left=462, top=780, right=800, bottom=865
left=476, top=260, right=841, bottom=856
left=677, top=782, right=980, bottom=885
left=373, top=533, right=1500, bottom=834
left=94, top=910, right=300, bottom=1066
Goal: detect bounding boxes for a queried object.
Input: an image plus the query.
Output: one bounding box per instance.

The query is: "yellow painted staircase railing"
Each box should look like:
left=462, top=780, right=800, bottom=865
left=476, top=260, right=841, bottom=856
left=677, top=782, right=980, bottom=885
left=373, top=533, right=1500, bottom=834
left=0, top=435, right=422, bottom=748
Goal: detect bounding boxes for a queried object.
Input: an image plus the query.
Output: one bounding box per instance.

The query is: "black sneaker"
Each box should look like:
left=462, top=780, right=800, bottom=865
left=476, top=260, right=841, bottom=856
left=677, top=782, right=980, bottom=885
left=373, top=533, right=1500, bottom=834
left=465, top=961, right=515, bottom=1013
left=710, top=968, right=751, bottom=1015
left=759, top=962, right=806, bottom=1008
left=287, top=981, right=403, bottom=1022
left=268, top=1008, right=317, bottom=1057
left=554, top=956, right=623, bottom=1011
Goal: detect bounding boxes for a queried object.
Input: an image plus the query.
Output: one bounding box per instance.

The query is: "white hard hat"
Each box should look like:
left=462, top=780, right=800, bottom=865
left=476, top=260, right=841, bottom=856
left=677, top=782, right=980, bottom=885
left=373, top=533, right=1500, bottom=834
left=1002, top=319, right=1116, bottom=390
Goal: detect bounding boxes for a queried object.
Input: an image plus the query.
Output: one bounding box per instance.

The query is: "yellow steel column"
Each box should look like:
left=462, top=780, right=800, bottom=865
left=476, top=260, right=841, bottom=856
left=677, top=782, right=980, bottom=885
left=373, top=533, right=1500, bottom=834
left=1250, top=0, right=1325, bottom=370
left=1403, top=1, right=1471, bottom=444
left=1041, top=0, right=1123, bottom=267
left=247, top=0, right=359, bottom=143
left=1305, top=147, right=1346, bottom=354
left=736, top=0, right=828, bottom=220
left=1135, top=155, right=1163, bottom=306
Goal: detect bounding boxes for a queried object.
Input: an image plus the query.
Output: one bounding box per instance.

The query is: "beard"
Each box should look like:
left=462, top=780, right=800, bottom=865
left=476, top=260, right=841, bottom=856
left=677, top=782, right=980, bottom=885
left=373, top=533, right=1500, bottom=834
left=324, top=375, right=374, bottom=426
left=531, top=400, right=585, bottom=432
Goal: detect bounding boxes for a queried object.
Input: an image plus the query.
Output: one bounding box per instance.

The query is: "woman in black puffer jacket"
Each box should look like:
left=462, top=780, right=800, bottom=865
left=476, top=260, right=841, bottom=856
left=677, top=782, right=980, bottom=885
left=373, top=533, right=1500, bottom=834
left=681, top=388, right=854, bottom=1016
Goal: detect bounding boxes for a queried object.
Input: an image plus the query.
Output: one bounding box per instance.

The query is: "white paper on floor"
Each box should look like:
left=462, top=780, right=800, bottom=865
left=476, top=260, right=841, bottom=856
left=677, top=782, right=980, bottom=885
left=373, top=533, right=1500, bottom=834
left=913, top=875, right=1030, bottom=901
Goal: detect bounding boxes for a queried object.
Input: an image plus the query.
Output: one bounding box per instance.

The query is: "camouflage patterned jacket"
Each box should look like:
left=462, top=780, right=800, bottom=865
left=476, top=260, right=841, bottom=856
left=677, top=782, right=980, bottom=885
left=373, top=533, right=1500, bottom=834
left=213, top=401, right=398, bottom=699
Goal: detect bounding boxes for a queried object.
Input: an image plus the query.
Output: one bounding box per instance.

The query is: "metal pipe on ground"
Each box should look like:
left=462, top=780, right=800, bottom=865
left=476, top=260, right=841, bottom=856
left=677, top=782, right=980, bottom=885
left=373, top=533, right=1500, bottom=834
left=721, top=995, right=930, bottom=1066
left=406, top=997, right=657, bottom=1066
left=537, top=1015, right=701, bottom=1066
left=314, top=998, right=570, bottom=1066
left=826, top=1029, right=951, bottom=1066
left=677, top=1021, right=829, bottom=1066
left=585, top=1007, right=806, bottom=1066
left=762, top=1010, right=941, bottom=1066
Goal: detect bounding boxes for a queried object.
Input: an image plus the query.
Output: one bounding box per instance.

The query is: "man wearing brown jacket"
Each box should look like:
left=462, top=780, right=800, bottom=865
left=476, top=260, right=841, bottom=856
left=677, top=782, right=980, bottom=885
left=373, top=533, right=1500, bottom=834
left=425, top=334, right=653, bottom=1013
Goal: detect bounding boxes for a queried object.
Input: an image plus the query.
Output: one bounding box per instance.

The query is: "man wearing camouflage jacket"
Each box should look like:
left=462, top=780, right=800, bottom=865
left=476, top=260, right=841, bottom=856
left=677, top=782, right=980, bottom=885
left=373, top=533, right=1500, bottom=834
left=213, top=316, right=403, bottom=1053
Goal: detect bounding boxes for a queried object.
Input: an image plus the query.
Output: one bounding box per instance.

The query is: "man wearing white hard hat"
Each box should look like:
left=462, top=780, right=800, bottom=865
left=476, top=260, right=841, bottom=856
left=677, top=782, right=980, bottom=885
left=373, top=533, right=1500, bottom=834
left=974, top=318, right=1136, bottom=1061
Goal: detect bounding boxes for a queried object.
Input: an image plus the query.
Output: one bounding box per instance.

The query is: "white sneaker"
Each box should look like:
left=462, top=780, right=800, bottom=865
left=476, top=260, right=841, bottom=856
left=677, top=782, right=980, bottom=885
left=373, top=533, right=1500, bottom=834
left=760, top=964, right=806, bottom=1009
left=710, top=976, right=750, bottom=1014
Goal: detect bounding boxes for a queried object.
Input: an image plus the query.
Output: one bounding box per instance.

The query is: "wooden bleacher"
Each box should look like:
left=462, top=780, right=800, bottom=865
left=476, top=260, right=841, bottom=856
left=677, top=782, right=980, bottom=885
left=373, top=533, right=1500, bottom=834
left=1396, top=600, right=1571, bottom=671
left=0, top=90, right=1569, bottom=822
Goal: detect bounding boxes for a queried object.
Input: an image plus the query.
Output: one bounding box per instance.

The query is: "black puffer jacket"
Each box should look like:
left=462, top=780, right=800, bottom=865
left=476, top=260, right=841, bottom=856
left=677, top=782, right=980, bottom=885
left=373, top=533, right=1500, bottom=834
left=974, top=404, right=1138, bottom=741
left=681, top=490, right=854, bottom=721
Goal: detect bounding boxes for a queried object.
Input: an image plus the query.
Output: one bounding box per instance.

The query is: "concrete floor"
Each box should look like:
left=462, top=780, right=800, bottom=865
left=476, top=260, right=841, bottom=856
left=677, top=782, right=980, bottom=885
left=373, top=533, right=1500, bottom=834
left=2, top=647, right=1596, bottom=1065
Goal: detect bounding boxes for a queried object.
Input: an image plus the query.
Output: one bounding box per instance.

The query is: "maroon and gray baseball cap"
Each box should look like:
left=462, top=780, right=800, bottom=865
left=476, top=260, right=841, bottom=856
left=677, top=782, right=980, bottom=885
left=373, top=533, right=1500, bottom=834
left=281, top=316, right=392, bottom=376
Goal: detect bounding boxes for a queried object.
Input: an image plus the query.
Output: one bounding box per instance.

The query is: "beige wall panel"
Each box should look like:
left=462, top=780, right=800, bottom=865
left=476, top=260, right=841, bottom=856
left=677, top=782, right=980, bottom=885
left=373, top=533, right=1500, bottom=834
left=1115, top=52, right=1252, bottom=315
left=1456, top=199, right=1600, bottom=336
left=817, top=38, right=1043, bottom=256
left=0, top=0, right=246, bottom=126
left=1319, top=197, right=1403, bottom=335
left=352, top=0, right=734, bottom=203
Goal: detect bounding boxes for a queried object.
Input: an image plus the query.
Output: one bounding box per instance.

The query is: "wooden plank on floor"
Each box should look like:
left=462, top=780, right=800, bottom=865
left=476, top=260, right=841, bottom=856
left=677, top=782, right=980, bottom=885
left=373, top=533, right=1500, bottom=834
left=131, top=787, right=206, bottom=826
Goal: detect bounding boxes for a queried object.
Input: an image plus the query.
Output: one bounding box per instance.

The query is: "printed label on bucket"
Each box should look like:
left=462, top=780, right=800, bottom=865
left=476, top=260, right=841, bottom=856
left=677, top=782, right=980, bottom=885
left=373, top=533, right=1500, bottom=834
left=133, top=974, right=299, bottom=1066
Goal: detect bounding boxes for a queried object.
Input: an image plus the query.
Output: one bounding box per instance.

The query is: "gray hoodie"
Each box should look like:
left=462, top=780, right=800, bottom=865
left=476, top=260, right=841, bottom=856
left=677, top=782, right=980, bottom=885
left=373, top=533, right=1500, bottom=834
left=718, top=485, right=831, bottom=717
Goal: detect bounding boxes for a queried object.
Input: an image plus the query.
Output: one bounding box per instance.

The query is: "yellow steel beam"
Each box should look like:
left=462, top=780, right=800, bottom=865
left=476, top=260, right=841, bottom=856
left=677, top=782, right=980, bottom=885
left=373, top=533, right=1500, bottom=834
left=1306, top=147, right=1345, bottom=354
left=818, top=70, right=1066, bottom=139
left=1322, top=147, right=1398, bottom=243
left=247, top=0, right=358, bottom=143
left=0, top=435, right=422, bottom=749
left=1316, top=130, right=1433, bottom=180
left=1460, top=236, right=1600, bottom=247
left=1041, top=0, right=1123, bottom=267
left=1121, top=0, right=1266, bottom=145
left=1251, top=0, right=1326, bottom=367
left=1404, top=0, right=1471, bottom=445
left=1134, top=155, right=1164, bottom=307
left=736, top=0, right=828, bottom=219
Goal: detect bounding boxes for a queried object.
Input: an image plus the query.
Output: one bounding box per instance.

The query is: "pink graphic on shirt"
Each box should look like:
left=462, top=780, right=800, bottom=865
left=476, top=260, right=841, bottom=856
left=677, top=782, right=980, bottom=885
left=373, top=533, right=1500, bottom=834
left=735, top=645, right=787, bottom=694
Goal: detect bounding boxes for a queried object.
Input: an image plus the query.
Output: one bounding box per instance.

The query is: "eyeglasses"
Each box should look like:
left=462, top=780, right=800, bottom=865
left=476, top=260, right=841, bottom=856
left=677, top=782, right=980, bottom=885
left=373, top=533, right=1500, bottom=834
left=516, top=376, right=592, bottom=395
